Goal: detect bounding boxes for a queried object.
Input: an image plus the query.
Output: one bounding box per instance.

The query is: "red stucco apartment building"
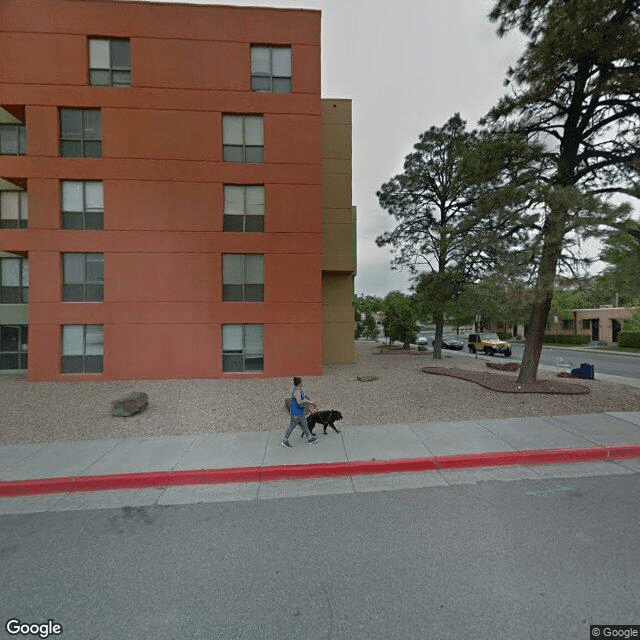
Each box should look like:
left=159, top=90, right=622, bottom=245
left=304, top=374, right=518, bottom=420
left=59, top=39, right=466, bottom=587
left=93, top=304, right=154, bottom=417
left=0, top=0, right=356, bottom=380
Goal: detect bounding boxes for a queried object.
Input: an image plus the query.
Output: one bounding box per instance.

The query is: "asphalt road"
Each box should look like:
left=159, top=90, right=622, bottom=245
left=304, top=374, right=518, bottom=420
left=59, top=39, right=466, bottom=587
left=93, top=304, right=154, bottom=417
left=440, top=340, right=640, bottom=379
left=389, top=335, right=640, bottom=379
left=2, top=473, right=639, bottom=640
left=506, top=344, right=640, bottom=379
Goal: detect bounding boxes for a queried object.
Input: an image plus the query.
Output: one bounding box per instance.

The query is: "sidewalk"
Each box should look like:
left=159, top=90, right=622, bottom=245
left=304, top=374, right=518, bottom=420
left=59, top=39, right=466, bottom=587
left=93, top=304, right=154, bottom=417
left=1, top=412, right=639, bottom=501
left=539, top=344, right=640, bottom=357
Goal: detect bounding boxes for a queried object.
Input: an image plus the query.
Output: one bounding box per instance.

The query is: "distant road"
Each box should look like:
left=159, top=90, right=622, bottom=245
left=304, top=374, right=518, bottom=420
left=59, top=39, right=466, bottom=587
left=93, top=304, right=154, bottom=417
left=459, top=343, right=640, bottom=380
left=377, top=335, right=640, bottom=380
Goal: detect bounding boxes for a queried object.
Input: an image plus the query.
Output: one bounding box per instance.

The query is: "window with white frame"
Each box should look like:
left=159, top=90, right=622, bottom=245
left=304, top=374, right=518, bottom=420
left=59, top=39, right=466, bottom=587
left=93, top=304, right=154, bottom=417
left=62, top=253, right=104, bottom=302
left=89, top=39, right=131, bottom=86
left=61, top=181, right=104, bottom=229
left=223, top=185, right=264, bottom=232
left=250, top=46, right=291, bottom=92
left=62, top=324, right=103, bottom=373
left=222, top=115, right=263, bottom=163
left=0, top=124, right=26, bottom=155
left=0, top=191, right=28, bottom=228
left=222, top=254, right=264, bottom=302
left=222, top=324, right=264, bottom=372
left=0, top=257, right=28, bottom=303
left=59, top=109, right=102, bottom=158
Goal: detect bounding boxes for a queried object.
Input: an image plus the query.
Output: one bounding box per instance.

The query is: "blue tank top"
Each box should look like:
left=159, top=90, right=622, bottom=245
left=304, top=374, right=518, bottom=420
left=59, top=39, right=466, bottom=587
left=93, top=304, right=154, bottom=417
left=290, top=387, right=306, bottom=416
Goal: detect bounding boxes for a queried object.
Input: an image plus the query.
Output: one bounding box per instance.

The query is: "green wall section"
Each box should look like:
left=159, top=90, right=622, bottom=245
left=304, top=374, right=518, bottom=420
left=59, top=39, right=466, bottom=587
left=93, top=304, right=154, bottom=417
left=0, top=304, right=28, bottom=324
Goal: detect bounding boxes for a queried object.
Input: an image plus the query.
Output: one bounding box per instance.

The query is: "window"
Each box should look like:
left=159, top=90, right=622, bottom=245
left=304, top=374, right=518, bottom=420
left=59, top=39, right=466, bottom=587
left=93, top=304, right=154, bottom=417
left=0, top=258, right=28, bottom=303
left=581, top=319, right=591, bottom=330
left=61, top=181, right=104, bottom=229
left=222, top=254, right=264, bottom=302
left=0, top=191, right=28, bottom=228
left=62, top=324, right=103, bottom=373
left=62, top=253, right=104, bottom=302
left=251, top=46, right=291, bottom=92
left=223, top=115, right=263, bottom=163
left=0, top=325, right=28, bottom=370
left=223, top=185, right=264, bottom=232
left=0, top=124, right=27, bottom=155
left=60, top=109, right=102, bottom=157
left=222, top=324, right=264, bottom=372
left=89, top=39, right=131, bottom=86
left=562, top=319, right=575, bottom=330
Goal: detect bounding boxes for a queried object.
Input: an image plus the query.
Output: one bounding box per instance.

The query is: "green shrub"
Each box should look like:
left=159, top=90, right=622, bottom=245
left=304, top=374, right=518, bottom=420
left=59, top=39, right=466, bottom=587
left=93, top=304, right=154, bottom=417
left=497, top=332, right=513, bottom=341
left=543, top=334, right=591, bottom=345
left=618, top=332, right=640, bottom=349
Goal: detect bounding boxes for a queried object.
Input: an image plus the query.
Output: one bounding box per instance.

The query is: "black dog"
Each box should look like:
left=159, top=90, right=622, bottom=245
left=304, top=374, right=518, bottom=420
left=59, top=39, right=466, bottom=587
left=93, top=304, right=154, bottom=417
left=301, top=410, right=343, bottom=436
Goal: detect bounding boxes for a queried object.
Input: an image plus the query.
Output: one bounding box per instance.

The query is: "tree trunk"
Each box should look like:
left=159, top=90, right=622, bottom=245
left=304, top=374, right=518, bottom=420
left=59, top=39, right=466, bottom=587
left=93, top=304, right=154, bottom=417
left=517, top=210, right=566, bottom=383
left=518, top=294, right=552, bottom=383
left=433, top=313, right=444, bottom=359
left=433, top=285, right=447, bottom=359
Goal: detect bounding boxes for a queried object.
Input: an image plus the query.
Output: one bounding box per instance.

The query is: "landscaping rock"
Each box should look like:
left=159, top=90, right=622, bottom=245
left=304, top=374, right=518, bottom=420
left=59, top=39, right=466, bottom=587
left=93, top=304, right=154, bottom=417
left=486, top=361, right=520, bottom=372
left=357, top=373, right=379, bottom=382
left=112, top=392, right=149, bottom=417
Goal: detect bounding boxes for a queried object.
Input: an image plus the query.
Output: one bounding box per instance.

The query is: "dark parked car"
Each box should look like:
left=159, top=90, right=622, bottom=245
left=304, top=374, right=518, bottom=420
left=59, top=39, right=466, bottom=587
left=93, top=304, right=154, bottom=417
left=432, top=333, right=464, bottom=350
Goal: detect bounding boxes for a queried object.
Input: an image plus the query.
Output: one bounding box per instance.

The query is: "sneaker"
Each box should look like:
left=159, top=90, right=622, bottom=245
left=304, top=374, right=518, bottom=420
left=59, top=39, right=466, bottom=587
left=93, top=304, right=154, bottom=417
left=307, top=437, right=319, bottom=445
left=281, top=440, right=292, bottom=448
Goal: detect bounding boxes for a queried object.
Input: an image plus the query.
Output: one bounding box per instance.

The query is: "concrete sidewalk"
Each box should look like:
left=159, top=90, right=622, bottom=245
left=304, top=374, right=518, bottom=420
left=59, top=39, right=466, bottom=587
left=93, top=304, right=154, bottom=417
left=1, top=412, right=640, bottom=505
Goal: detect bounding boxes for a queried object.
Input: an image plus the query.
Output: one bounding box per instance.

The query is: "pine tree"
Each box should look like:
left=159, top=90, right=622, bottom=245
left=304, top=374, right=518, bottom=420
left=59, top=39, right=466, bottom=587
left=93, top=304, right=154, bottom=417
left=484, top=0, right=640, bottom=382
left=376, top=114, right=533, bottom=358
left=381, top=292, right=417, bottom=349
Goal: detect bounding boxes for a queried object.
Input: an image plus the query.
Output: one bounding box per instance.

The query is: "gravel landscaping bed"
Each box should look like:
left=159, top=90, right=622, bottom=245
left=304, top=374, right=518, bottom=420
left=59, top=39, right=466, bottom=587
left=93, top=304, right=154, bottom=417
left=1, top=341, right=640, bottom=445
left=421, top=367, right=591, bottom=394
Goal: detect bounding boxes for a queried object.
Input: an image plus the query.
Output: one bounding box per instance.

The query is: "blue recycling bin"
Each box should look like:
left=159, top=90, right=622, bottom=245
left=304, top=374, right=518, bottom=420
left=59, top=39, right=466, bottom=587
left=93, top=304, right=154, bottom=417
left=570, top=363, right=594, bottom=380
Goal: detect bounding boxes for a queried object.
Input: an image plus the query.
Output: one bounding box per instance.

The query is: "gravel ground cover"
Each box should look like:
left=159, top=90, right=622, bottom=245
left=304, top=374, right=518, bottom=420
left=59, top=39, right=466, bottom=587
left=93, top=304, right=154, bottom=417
left=1, top=341, right=640, bottom=445
left=422, top=367, right=591, bottom=394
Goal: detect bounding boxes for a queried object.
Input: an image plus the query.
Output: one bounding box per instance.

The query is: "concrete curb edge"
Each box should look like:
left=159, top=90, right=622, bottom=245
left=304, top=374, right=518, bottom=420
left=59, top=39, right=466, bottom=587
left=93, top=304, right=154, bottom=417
left=1, top=444, right=640, bottom=498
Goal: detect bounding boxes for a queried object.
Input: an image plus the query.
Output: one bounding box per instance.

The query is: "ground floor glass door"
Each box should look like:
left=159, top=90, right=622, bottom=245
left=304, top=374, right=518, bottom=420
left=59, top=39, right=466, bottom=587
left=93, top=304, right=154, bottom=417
left=0, top=325, right=28, bottom=369
left=612, top=319, right=621, bottom=343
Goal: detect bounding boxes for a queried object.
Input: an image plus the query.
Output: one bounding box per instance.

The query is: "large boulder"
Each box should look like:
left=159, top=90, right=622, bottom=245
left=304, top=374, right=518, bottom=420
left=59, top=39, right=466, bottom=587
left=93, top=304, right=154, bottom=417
left=112, top=392, right=148, bottom=417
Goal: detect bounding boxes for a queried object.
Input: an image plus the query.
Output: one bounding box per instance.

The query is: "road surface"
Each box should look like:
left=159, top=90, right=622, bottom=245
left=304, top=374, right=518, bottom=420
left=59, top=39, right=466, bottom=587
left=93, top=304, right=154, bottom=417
left=2, top=472, right=639, bottom=640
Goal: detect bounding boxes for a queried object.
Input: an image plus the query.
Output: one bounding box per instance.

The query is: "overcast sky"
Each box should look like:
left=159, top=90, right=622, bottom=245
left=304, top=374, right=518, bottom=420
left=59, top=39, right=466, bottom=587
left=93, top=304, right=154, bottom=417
left=150, top=0, right=531, bottom=296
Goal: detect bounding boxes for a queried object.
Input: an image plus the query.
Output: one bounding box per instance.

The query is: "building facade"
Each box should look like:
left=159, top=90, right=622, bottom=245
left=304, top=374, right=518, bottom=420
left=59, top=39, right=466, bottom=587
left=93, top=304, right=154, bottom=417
left=499, top=306, right=636, bottom=345
left=0, top=0, right=355, bottom=380
left=549, top=306, right=637, bottom=344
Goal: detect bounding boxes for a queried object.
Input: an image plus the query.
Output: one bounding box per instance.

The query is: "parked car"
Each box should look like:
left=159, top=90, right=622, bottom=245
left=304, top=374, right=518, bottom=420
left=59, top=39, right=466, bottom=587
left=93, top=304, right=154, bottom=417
left=468, top=332, right=512, bottom=357
left=432, top=333, right=464, bottom=350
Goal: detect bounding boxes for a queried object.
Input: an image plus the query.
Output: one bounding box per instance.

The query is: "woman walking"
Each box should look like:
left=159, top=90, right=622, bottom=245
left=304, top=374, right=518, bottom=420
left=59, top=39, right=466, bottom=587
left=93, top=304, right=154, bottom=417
left=282, top=377, right=319, bottom=447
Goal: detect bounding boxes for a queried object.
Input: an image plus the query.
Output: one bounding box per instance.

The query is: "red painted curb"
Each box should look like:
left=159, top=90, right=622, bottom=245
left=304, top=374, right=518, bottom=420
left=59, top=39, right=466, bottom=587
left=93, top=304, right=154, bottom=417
left=606, top=444, right=640, bottom=460
left=261, top=462, right=350, bottom=482
left=168, top=467, right=261, bottom=486
left=0, top=476, right=75, bottom=497
left=436, top=450, right=525, bottom=470
left=349, top=457, right=438, bottom=476
left=520, top=447, right=608, bottom=466
left=73, top=471, right=170, bottom=492
left=1, top=445, right=639, bottom=499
